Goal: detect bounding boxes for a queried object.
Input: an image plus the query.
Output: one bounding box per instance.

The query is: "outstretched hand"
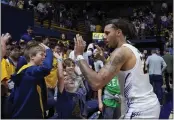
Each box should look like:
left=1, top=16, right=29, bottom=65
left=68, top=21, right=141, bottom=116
left=1, top=33, right=12, bottom=58
left=1, top=33, right=11, bottom=44
left=53, top=51, right=62, bottom=59
left=39, top=43, right=49, bottom=50
left=74, top=34, right=86, bottom=58
left=95, top=45, right=104, bottom=57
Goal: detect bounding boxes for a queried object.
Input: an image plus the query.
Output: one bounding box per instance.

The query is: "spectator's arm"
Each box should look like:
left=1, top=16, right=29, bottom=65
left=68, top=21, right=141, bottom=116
left=161, top=57, right=167, bottom=72
left=98, top=89, right=103, bottom=112
left=54, top=52, right=64, bottom=93
left=145, top=56, right=149, bottom=66
left=145, top=56, right=149, bottom=70
left=57, top=59, right=64, bottom=93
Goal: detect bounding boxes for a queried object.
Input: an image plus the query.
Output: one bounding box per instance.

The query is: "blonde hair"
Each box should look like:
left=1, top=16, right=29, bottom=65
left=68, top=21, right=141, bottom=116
left=24, top=41, right=45, bottom=62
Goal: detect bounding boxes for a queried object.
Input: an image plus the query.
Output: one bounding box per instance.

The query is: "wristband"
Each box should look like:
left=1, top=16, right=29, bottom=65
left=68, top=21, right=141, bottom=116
left=57, top=58, right=63, bottom=62
left=76, top=55, right=84, bottom=61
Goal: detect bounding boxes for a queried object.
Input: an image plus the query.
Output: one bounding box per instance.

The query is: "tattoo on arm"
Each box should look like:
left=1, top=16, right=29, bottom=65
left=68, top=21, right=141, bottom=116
left=77, top=47, right=127, bottom=90
left=103, top=52, right=125, bottom=74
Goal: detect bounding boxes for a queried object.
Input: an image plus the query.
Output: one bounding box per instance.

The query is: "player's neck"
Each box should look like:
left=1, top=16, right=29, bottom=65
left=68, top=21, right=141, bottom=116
left=117, top=39, right=127, bottom=48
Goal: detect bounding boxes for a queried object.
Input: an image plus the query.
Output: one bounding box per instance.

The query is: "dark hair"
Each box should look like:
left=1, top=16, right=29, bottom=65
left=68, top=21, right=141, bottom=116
left=10, top=48, right=21, bottom=61
left=105, top=19, right=138, bottom=39
left=63, top=58, right=75, bottom=69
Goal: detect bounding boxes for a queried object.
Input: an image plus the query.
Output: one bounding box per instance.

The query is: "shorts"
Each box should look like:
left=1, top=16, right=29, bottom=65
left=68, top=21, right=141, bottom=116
left=121, top=102, right=160, bottom=119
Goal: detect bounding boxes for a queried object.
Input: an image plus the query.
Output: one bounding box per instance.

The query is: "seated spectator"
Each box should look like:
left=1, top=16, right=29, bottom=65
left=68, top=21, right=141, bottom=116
left=27, top=0, right=35, bottom=10
left=59, top=4, right=66, bottom=28
left=37, top=1, right=47, bottom=23
left=161, top=2, right=168, bottom=13
left=65, top=17, right=72, bottom=29
left=40, top=2, right=54, bottom=29
left=161, top=14, right=168, bottom=28
left=17, top=0, right=24, bottom=9
left=9, top=0, right=16, bottom=7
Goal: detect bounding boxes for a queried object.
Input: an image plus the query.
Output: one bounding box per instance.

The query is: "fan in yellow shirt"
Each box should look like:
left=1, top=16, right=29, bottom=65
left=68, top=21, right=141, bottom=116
left=1, top=58, right=10, bottom=82
left=6, top=47, right=20, bottom=77
left=44, top=42, right=60, bottom=117
left=1, top=33, right=11, bottom=86
left=45, top=42, right=60, bottom=89
left=45, top=57, right=58, bottom=89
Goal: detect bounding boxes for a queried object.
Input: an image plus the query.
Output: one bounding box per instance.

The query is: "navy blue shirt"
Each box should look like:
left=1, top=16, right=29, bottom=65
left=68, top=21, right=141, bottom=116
left=56, top=87, right=87, bottom=119
left=10, top=49, right=53, bottom=119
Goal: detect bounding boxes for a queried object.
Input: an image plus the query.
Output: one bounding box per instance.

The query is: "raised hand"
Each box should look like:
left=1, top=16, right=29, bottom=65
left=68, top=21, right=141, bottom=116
left=53, top=51, right=62, bottom=59
left=74, top=34, right=86, bottom=57
left=1, top=33, right=11, bottom=44
left=39, top=43, right=49, bottom=50
left=95, top=45, right=104, bottom=57
left=1, top=33, right=12, bottom=58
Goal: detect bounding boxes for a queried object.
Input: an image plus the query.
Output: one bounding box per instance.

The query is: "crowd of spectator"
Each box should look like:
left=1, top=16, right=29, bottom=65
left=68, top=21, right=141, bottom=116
left=1, top=0, right=173, bottom=118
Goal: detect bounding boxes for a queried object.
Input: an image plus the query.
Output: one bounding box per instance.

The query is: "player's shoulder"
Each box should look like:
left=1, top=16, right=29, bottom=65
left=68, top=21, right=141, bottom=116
left=110, top=47, right=130, bottom=63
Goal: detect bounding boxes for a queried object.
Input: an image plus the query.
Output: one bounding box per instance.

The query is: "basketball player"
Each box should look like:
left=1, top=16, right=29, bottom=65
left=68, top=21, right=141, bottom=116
left=74, top=19, right=160, bottom=119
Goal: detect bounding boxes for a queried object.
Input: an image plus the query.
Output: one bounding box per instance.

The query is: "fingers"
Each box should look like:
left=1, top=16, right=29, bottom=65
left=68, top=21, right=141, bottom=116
left=5, top=33, right=11, bottom=40
left=39, top=43, right=46, bottom=50
left=1, top=34, right=4, bottom=37
left=75, top=34, right=85, bottom=46
left=39, top=43, right=45, bottom=48
left=40, top=43, right=49, bottom=49
left=95, top=45, right=101, bottom=50
left=74, top=37, right=77, bottom=46
left=1, top=33, right=11, bottom=43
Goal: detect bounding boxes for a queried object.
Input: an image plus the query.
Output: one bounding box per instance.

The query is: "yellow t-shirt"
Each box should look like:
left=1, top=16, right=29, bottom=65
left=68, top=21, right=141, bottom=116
left=6, top=59, right=16, bottom=78
left=45, top=58, right=58, bottom=88
left=1, top=58, right=10, bottom=81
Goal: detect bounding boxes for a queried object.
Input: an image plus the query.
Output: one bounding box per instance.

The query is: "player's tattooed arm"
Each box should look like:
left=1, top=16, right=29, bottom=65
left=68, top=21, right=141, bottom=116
left=77, top=47, right=128, bottom=90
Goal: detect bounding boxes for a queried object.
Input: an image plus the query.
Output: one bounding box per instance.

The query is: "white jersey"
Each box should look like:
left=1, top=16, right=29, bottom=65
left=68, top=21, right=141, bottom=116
left=118, top=44, right=160, bottom=119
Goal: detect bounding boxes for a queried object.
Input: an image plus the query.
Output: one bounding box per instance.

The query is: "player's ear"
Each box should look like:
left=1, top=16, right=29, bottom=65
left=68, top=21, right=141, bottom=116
left=116, top=29, right=122, bottom=36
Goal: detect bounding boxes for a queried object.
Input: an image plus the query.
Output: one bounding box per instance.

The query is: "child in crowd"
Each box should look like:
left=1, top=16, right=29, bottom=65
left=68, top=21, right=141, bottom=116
left=98, top=76, right=121, bottom=119
left=53, top=52, right=87, bottom=119
left=10, top=42, right=53, bottom=119
left=94, top=45, right=121, bottom=119
left=1, top=33, right=12, bottom=118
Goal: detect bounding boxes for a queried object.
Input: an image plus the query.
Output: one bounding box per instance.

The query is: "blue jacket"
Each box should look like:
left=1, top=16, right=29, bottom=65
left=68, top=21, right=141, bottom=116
left=10, top=49, right=53, bottom=119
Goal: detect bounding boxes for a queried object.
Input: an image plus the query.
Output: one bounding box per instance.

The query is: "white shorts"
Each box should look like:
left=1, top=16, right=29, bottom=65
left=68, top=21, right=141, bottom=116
left=121, top=102, right=160, bottom=119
